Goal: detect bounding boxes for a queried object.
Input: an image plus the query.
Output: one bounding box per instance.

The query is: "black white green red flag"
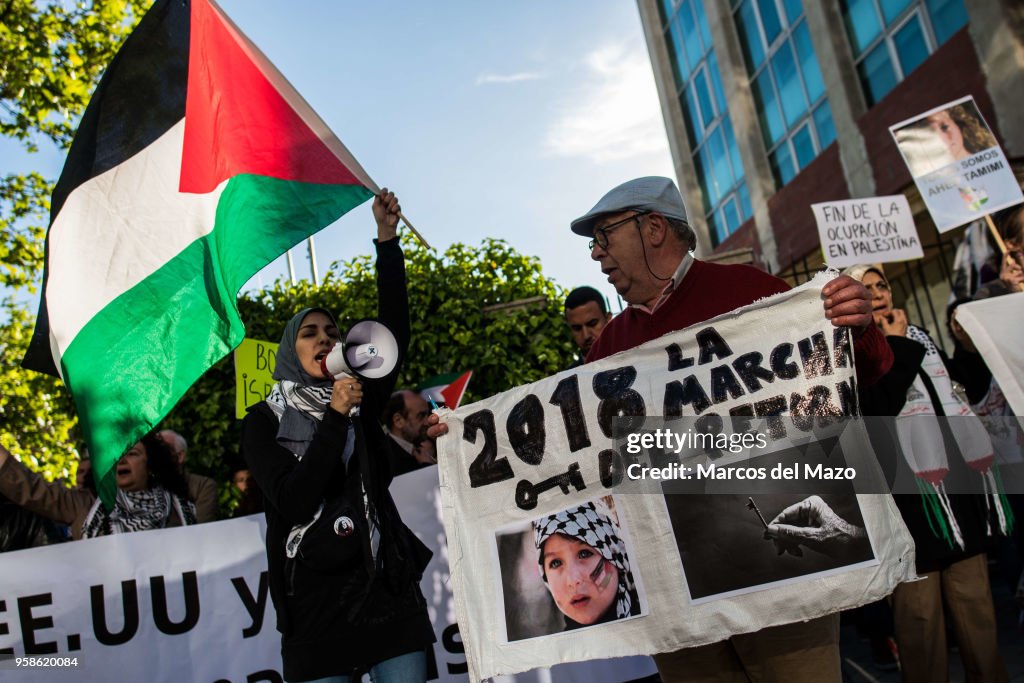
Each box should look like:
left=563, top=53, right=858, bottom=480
left=417, top=371, right=473, bottom=410
left=440, top=370, right=472, bottom=409
left=22, top=0, right=379, bottom=503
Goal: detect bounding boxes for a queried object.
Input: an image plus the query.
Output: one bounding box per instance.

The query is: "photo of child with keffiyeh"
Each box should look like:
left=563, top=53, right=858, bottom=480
left=494, top=496, right=646, bottom=641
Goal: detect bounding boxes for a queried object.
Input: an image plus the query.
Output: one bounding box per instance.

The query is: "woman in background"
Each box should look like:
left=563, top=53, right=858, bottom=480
left=975, top=205, right=1024, bottom=298
left=895, top=103, right=997, bottom=176
left=853, top=263, right=1008, bottom=683
left=0, top=434, right=195, bottom=539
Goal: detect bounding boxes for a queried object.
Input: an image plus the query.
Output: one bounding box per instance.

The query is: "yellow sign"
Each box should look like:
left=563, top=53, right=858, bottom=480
left=235, top=338, right=278, bottom=419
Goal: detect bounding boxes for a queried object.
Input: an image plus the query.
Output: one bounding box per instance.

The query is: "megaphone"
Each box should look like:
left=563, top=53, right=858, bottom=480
left=319, top=318, right=401, bottom=383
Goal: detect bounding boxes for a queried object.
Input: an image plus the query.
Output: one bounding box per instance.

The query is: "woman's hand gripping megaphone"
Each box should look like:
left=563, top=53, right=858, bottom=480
left=322, top=342, right=364, bottom=416
left=318, top=320, right=398, bottom=416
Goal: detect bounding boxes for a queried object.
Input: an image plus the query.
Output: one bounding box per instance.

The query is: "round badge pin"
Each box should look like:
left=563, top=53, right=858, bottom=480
left=333, top=516, right=355, bottom=537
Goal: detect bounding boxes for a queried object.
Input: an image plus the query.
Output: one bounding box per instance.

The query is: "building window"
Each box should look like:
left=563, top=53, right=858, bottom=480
left=734, top=0, right=836, bottom=189
left=661, top=0, right=753, bottom=246
left=841, top=0, right=968, bottom=105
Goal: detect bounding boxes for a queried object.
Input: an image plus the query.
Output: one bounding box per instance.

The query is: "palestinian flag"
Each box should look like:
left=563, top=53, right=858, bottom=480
left=22, top=0, right=379, bottom=503
left=417, top=371, right=473, bottom=409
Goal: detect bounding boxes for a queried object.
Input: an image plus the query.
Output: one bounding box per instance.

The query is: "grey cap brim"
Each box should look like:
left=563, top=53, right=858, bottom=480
left=571, top=176, right=689, bottom=236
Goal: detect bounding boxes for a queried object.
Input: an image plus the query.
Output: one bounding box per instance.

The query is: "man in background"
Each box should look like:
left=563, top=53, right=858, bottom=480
left=382, top=390, right=437, bottom=478
left=75, top=450, right=94, bottom=492
left=564, top=285, right=612, bottom=368
left=157, top=430, right=218, bottom=522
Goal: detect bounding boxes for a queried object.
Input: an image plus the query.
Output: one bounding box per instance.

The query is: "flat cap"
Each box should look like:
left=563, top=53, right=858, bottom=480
left=570, top=176, right=689, bottom=237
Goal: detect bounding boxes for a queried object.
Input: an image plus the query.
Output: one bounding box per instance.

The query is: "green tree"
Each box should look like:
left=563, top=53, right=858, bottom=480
left=0, top=172, right=48, bottom=290
left=161, top=237, right=576, bottom=515
left=1, top=0, right=148, bottom=475
left=0, top=299, right=78, bottom=481
left=1, top=0, right=151, bottom=288
left=252, top=236, right=574, bottom=398
left=1, top=0, right=150, bottom=150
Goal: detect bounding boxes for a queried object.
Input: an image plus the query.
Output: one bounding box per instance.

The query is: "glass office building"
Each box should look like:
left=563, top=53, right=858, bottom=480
left=639, top=0, right=1024, bottom=339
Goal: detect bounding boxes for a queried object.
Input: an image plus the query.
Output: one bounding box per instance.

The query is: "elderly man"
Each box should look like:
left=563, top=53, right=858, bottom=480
left=382, top=390, right=437, bottom=478
left=156, top=430, right=218, bottom=523
left=571, top=176, right=892, bottom=682
left=423, top=177, right=893, bottom=681
left=564, top=286, right=612, bottom=368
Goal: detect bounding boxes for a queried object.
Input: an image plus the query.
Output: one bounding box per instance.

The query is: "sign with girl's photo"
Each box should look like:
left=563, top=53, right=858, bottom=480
left=889, top=96, right=1023, bottom=231
left=436, top=273, right=916, bottom=682
left=494, top=495, right=646, bottom=642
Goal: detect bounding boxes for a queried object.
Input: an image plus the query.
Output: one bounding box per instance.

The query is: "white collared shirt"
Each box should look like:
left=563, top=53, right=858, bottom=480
left=630, top=252, right=694, bottom=314
left=389, top=433, right=415, bottom=455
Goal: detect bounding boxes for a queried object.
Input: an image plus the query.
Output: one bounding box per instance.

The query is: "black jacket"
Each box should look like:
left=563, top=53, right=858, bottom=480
left=242, top=239, right=434, bottom=680
left=385, top=435, right=433, bottom=479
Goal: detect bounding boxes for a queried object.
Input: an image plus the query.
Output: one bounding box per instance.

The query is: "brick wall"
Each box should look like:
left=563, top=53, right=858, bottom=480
left=715, top=217, right=756, bottom=251
left=765, top=143, right=848, bottom=271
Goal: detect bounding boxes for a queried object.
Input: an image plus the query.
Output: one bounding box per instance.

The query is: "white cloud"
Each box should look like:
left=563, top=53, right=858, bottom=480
left=475, top=71, right=544, bottom=86
left=545, top=41, right=669, bottom=164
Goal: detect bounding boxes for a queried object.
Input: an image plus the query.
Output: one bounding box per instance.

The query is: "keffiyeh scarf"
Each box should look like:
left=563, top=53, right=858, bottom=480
left=533, top=501, right=637, bottom=620
left=82, top=488, right=196, bottom=538
left=266, top=381, right=350, bottom=459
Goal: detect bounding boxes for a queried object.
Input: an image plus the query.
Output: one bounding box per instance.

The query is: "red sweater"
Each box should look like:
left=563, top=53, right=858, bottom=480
left=586, top=258, right=892, bottom=386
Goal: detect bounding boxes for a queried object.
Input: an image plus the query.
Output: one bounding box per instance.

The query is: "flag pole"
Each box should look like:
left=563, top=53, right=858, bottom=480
left=286, top=249, right=297, bottom=285
left=307, top=236, right=320, bottom=286
left=398, top=211, right=432, bottom=250
left=984, top=214, right=1009, bottom=254
left=984, top=213, right=1024, bottom=292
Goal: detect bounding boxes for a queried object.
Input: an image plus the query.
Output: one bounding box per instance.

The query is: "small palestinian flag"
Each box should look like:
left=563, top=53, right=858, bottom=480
left=22, top=0, right=380, bottom=504
left=417, top=371, right=473, bottom=409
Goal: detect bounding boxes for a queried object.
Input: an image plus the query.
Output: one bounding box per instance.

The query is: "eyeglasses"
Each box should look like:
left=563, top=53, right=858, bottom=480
left=589, top=212, right=646, bottom=250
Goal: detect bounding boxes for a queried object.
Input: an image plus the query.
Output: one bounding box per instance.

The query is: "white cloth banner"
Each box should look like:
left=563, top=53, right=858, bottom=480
left=812, top=195, right=923, bottom=268
left=391, top=468, right=658, bottom=683
left=0, top=470, right=656, bottom=682
left=955, top=292, right=1024, bottom=416
left=436, top=274, right=916, bottom=682
left=0, top=515, right=279, bottom=683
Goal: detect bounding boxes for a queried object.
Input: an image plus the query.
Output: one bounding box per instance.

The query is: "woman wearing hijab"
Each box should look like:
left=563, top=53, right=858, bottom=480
left=0, top=434, right=195, bottom=539
left=242, top=190, right=433, bottom=683
left=533, top=501, right=640, bottom=629
left=851, top=263, right=1009, bottom=683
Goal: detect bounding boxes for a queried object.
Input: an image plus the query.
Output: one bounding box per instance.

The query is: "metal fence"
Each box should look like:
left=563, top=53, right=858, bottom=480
left=777, top=223, right=964, bottom=354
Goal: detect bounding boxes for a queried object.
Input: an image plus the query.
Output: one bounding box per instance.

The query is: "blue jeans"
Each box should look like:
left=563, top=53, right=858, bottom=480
left=299, top=650, right=427, bottom=683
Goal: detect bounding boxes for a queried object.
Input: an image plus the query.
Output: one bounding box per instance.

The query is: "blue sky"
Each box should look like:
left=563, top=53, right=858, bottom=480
left=3, top=1, right=675, bottom=313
